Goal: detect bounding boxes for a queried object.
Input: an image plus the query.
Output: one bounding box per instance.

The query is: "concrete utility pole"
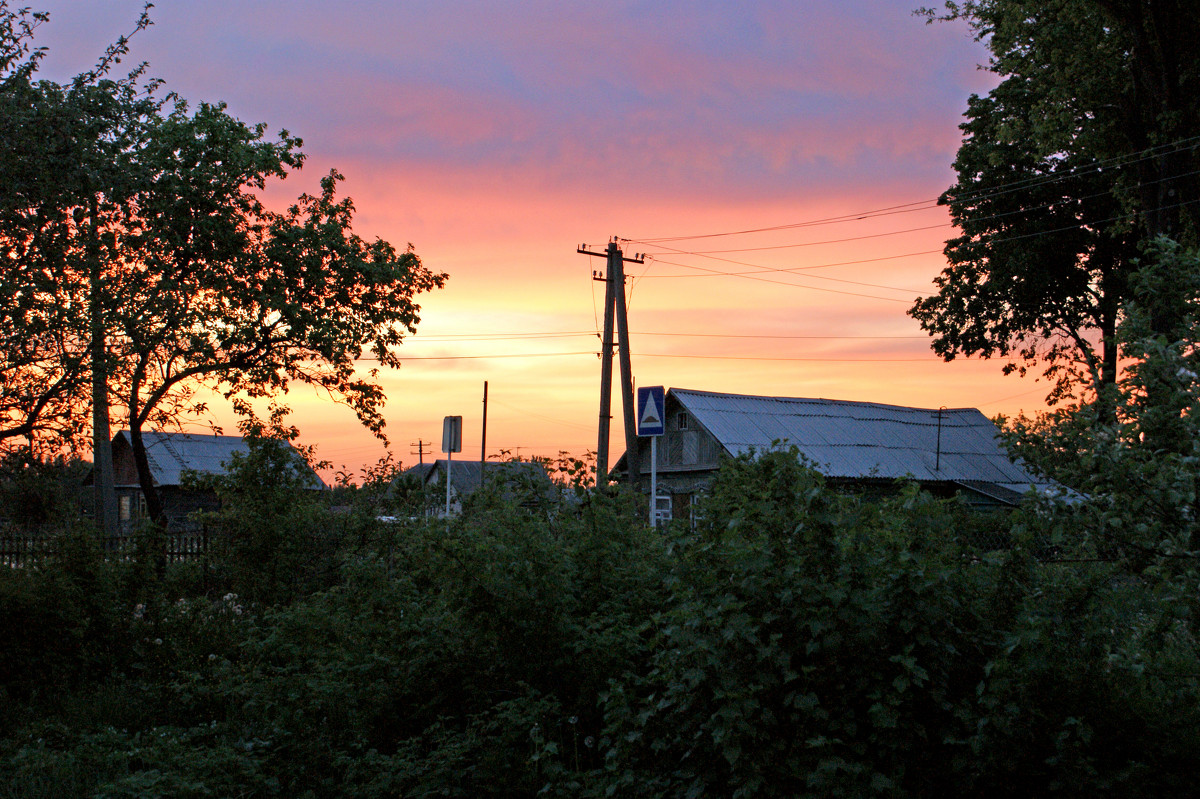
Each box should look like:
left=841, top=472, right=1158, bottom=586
left=578, top=238, right=644, bottom=485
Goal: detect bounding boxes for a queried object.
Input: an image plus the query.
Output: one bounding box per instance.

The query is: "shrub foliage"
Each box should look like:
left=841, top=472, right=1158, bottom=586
left=5, top=441, right=1200, bottom=797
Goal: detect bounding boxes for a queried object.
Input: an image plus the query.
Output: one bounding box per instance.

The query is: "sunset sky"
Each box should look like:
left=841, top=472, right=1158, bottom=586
left=30, top=1, right=1046, bottom=478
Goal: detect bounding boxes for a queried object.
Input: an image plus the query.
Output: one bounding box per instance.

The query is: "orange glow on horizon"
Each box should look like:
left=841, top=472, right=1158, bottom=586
left=179, top=171, right=1054, bottom=482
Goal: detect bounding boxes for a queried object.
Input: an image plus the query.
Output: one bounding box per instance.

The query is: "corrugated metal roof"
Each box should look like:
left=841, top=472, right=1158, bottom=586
left=670, top=388, right=1044, bottom=488
left=114, top=431, right=325, bottom=489
left=402, top=460, right=551, bottom=495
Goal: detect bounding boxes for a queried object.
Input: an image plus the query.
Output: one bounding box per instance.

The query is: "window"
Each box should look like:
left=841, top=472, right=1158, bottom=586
left=654, top=493, right=672, bottom=525
left=677, top=412, right=690, bottom=431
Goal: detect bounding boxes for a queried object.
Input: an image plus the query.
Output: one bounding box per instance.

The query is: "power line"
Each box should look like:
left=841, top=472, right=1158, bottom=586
left=406, top=330, right=928, bottom=343
left=490, top=397, right=595, bottom=431
left=625, top=167, right=1200, bottom=273
left=644, top=248, right=943, bottom=277
left=629, top=254, right=915, bottom=301
left=660, top=221, right=950, bottom=255
left=640, top=331, right=926, bottom=340
left=629, top=194, right=1198, bottom=293
left=638, top=353, right=935, bottom=362
left=649, top=167, right=1200, bottom=256
left=364, top=351, right=937, bottom=363
left=944, top=136, right=1200, bottom=208
left=411, top=332, right=592, bottom=341
left=958, top=196, right=1199, bottom=250
left=647, top=256, right=924, bottom=295
left=629, top=198, right=942, bottom=243
left=388, top=351, right=599, bottom=360
left=624, top=135, right=1200, bottom=245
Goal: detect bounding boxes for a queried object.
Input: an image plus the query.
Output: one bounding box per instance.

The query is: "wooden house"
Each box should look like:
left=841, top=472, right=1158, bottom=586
left=105, top=430, right=324, bottom=530
left=612, top=388, right=1060, bottom=524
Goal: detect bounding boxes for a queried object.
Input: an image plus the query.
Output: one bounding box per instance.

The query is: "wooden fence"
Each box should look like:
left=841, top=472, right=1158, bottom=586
left=0, top=527, right=209, bottom=568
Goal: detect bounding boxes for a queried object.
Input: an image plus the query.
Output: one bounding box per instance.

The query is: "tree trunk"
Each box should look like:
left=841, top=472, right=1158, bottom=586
left=129, top=421, right=169, bottom=577
left=88, top=198, right=118, bottom=537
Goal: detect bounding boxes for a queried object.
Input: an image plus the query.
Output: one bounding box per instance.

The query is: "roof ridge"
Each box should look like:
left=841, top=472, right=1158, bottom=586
left=669, top=387, right=979, bottom=414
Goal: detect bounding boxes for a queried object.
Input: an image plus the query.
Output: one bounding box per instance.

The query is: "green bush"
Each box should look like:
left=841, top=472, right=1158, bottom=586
left=6, top=443, right=1200, bottom=796
left=0, top=531, right=132, bottom=715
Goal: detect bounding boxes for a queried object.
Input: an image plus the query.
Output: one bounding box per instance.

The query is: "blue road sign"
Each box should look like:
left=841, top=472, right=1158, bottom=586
left=637, top=386, right=665, bottom=436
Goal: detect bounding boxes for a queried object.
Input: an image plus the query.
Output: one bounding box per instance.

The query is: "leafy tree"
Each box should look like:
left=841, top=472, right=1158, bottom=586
left=112, top=113, right=445, bottom=526
left=0, top=4, right=446, bottom=528
left=1004, top=240, right=1200, bottom=563
left=910, top=0, right=1200, bottom=410
left=0, top=2, right=152, bottom=457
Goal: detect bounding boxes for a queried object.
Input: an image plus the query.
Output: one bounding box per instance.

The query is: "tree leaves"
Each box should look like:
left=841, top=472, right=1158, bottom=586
left=911, top=0, right=1200, bottom=407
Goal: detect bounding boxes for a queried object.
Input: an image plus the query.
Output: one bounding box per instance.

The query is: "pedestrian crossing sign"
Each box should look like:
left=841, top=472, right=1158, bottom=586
left=637, top=386, right=665, bottom=437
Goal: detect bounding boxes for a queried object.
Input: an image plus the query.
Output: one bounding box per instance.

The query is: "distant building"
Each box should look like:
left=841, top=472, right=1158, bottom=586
left=101, top=430, right=325, bottom=530
left=612, top=388, right=1059, bottom=524
left=397, top=459, right=554, bottom=517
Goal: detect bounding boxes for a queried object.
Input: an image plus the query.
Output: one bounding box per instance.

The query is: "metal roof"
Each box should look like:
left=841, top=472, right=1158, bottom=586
left=670, top=388, right=1045, bottom=489
left=113, top=431, right=325, bottom=489
left=402, top=460, right=551, bottom=495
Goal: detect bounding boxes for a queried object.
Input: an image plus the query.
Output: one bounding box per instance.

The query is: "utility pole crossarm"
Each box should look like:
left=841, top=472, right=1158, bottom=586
left=577, top=244, right=646, bottom=264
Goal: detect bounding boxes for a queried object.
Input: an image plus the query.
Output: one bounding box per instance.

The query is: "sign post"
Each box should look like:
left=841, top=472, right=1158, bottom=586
left=442, top=415, right=462, bottom=517
left=637, top=386, right=665, bottom=527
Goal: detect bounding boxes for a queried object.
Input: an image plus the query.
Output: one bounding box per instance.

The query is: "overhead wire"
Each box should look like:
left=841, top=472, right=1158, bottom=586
left=659, top=167, right=1200, bottom=256
left=628, top=238, right=926, bottom=297
left=645, top=253, right=924, bottom=296
left=491, top=397, right=595, bottom=431
left=625, top=166, right=1200, bottom=283
left=412, top=331, right=593, bottom=341
left=630, top=197, right=942, bottom=243
left=350, top=137, right=1200, bottom=425
left=405, top=330, right=927, bottom=343
left=627, top=191, right=1199, bottom=294
left=942, top=135, right=1200, bottom=208
left=632, top=259, right=914, bottom=300
left=623, top=135, right=1200, bottom=245
left=639, top=353, right=934, bottom=362
left=644, top=248, right=943, bottom=278
left=364, top=351, right=940, bottom=363
left=664, top=221, right=950, bottom=255
left=589, top=269, right=601, bottom=337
